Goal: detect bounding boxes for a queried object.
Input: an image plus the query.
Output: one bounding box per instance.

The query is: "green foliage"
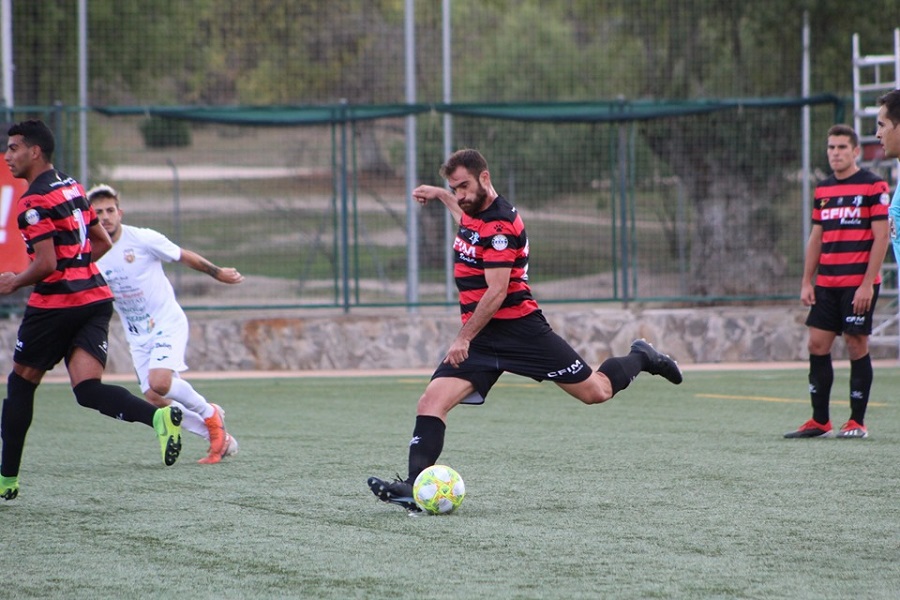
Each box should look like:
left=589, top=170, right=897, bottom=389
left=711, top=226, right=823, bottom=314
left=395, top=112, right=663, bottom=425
left=89, top=0, right=199, bottom=104
left=458, top=5, right=587, bottom=101
left=139, top=116, right=192, bottom=148
left=448, top=118, right=617, bottom=204
left=10, top=0, right=900, bottom=299
left=10, top=0, right=198, bottom=106
left=10, top=0, right=900, bottom=107
left=183, top=0, right=407, bottom=104
left=10, top=1, right=73, bottom=105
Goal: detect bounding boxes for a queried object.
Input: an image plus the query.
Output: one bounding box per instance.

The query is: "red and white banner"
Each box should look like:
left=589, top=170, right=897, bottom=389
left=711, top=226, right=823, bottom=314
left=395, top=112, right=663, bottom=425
left=0, top=167, right=28, bottom=273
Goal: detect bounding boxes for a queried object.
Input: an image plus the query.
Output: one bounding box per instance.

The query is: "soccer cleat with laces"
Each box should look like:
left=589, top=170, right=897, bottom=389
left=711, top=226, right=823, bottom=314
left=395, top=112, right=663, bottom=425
left=153, top=406, right=183, bottom=466
left=0, top=475, right=18, bottom=501
left=198, top=403, right=227, bottom=464
left=367, top=476, right=421, bottom=512
left=630, top=339, right=683, bottom=385
left=784, top=418, right=833, bottom=438
left=836, top=420, right=868, bottom=439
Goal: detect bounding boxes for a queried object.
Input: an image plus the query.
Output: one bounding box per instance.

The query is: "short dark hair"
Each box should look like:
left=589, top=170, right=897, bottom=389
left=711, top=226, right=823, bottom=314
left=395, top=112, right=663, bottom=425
left=826, top=124, right=859, bottom=146
left=877, top=89, right=900, bottom=126
left=440, top=148, right=488, bottom=180
left=7, top=119, right=55, bottom=159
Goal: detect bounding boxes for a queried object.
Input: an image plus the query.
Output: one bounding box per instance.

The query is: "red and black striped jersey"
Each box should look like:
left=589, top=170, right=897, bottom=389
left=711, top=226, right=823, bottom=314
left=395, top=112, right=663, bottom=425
left=454, top=195, right=539, bottom=323
left=16, top=169, right=113, bottom=309
left=812, top=169, right=889, bottom=288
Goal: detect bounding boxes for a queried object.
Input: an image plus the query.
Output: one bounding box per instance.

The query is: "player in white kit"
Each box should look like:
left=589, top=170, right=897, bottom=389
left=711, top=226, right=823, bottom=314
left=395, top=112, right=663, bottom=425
left=88, top=184, right=241, bottom=464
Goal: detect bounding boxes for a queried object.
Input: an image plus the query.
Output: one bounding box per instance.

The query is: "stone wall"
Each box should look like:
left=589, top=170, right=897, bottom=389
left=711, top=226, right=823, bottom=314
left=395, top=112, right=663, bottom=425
left=3, top=304, right=895, bottom=375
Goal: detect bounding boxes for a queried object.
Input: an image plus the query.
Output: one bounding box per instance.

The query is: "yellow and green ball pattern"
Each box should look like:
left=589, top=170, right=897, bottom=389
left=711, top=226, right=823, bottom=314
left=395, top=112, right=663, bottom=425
left=413, top=465, right=466, bottom=514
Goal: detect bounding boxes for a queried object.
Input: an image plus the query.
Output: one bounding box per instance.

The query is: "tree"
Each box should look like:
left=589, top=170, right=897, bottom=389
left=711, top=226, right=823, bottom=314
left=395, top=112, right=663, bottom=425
left=9, top=0, right=899, bottom=298
left=10, top=0, right=198, bottom=107
left=583, top=0, right=900, bottom=296
left=10, top=1, right=73, bottom=106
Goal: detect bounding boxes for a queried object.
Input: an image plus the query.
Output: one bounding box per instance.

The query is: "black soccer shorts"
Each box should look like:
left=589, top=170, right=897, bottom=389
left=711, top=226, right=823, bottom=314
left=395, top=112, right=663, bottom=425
left=805, top=284, right=880, bottom=336
left=431, top=310, right=593, bottom=404
left=13, top=300, right=114, bottom=371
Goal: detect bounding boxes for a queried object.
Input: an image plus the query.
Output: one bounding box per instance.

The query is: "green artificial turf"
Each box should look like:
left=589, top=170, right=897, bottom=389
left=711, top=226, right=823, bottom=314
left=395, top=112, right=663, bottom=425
left=2, top=369, right=899, bottom=599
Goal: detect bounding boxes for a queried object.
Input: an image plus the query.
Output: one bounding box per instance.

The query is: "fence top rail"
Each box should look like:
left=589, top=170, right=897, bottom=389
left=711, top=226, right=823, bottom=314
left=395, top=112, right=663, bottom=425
left=84, top=94, right=844, bottom=126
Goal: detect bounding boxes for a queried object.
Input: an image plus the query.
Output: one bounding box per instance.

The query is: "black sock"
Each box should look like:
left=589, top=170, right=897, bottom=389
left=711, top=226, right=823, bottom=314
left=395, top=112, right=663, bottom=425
left=849, top=354, right=872, bottom=425
left=808, top=353, right=833, bottom=425
left=1, top=372, right=38, bottom=478
left=407, top=415, right=446, bottom=485
left=73, top=379, right=156, bottom=427
left=597, top=354, right=643, bottom=395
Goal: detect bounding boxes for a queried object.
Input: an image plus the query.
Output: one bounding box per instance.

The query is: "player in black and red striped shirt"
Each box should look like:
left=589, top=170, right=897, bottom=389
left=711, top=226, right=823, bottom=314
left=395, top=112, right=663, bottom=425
left=786, top=125, right=890, bottom=440
left=0, top=120, right=184, bottom=501
left=368, top=148, right=683, bottom=511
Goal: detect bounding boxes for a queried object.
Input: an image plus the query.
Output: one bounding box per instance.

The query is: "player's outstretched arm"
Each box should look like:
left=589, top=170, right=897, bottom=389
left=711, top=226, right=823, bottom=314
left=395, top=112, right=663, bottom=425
left=413, top=184, right=463, bottom=224
left=179, top=249, right=244, bottom=284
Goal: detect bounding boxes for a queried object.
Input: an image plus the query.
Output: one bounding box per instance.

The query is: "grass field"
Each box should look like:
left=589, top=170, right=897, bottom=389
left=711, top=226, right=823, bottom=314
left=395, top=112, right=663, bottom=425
left=2, top=367, right=899, bottom=599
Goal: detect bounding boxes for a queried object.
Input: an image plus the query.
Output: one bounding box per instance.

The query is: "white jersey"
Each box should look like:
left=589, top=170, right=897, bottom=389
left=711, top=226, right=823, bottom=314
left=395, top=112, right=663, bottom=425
left=96, top=224, right=186, bottom=347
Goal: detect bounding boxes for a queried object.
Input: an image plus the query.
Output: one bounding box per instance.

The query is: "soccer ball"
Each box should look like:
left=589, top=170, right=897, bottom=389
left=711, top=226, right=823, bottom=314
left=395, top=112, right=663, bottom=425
left=413, top=464, right=466, bottom=514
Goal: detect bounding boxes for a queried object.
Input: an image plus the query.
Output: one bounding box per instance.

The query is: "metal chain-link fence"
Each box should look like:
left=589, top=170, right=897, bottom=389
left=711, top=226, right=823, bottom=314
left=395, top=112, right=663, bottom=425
left=1, top=1, right=898, bottom=311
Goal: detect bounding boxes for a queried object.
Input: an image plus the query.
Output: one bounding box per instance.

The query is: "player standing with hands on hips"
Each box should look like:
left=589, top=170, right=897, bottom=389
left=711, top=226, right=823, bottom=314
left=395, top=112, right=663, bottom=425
left=0, top=120, right=184, bottom=501
left=88, top=184, right=241, bottom=464
left=368, top=148, right=683, bottom=512
left=785, top=124, right=890, bottom=439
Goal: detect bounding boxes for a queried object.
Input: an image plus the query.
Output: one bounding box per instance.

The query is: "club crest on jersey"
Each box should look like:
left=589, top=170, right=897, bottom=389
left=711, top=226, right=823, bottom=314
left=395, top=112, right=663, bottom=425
left=818, top=198, right=829, bottom=209
left=124, top=249, right=135, bottom=263
left=491, top=234, right=509, bottom=251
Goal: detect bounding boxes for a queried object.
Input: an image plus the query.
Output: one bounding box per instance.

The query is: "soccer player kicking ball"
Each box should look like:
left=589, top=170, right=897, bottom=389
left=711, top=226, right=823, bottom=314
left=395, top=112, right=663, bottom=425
left=367, top=149, right=683, bottom=512
left=88, top=184, right=241, bottom=464
left=0, top=120, right=183, bottom=501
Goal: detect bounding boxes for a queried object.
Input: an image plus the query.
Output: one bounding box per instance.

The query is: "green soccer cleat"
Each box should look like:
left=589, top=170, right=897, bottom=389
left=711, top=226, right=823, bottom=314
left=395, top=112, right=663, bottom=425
left=153, top=406, right=183, bottom=466
left=0, top=475, right=19, bottom=501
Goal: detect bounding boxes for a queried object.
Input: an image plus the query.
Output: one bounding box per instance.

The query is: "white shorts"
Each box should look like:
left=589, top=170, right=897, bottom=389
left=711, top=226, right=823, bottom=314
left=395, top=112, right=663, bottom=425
left=130, top=326, right=189, bottom=394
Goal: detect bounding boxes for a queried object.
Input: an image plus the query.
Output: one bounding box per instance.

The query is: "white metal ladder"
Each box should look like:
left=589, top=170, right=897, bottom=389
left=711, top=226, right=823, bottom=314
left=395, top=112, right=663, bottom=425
left=852, top=28, right=900, bottom=157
